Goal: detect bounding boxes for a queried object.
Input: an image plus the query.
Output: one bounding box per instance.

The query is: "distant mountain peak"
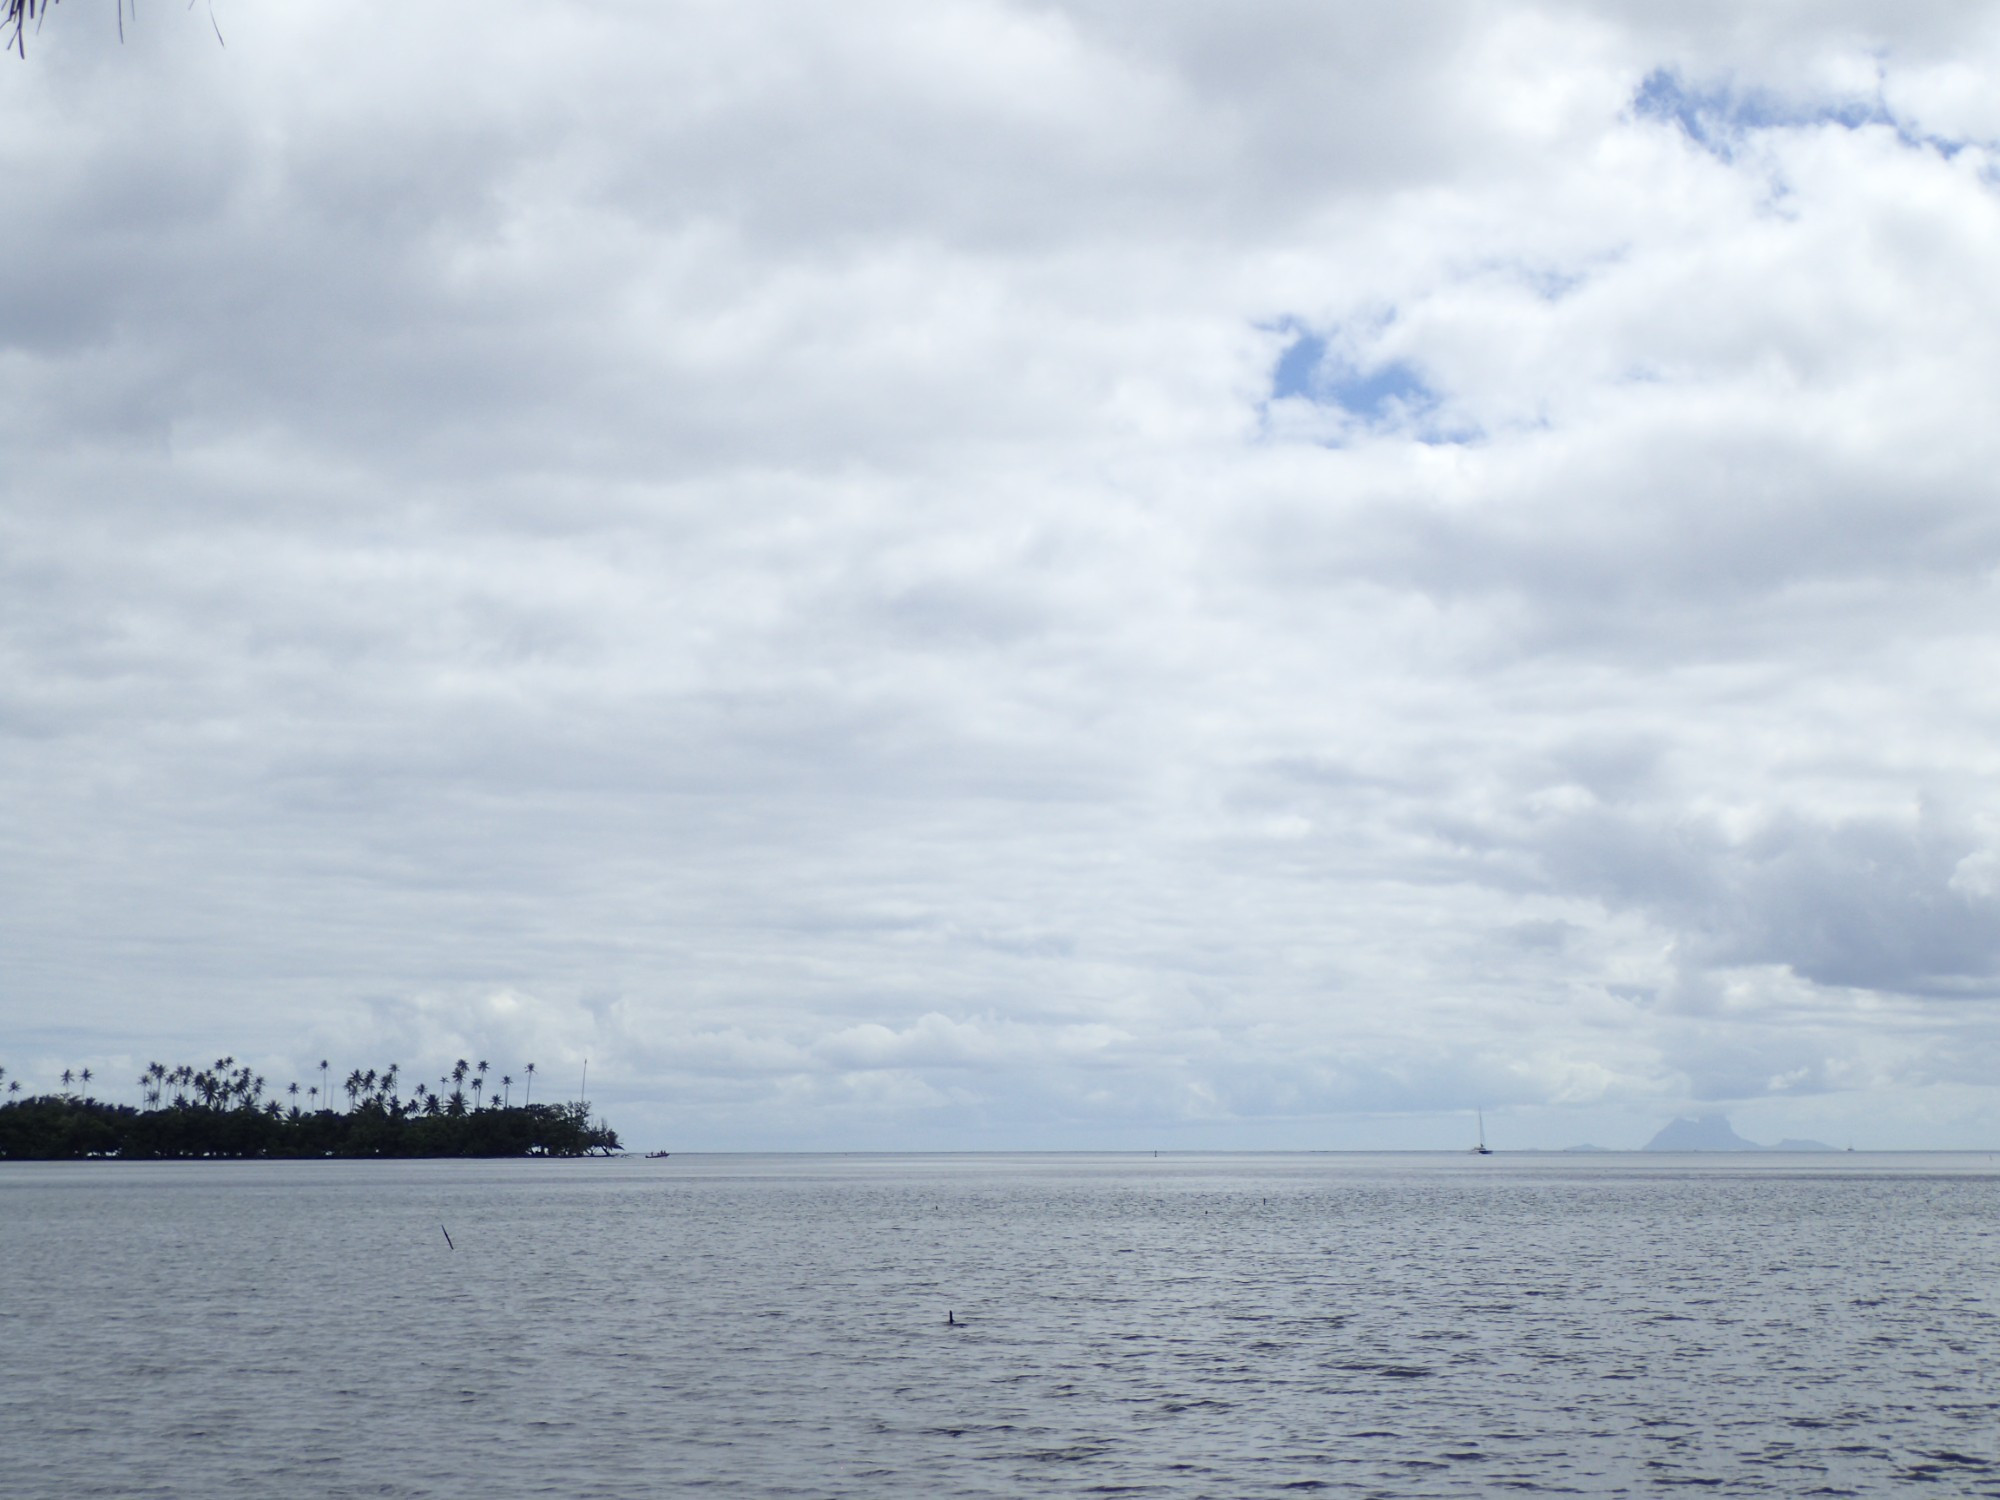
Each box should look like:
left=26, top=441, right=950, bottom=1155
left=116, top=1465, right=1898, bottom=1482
left=1642, top=1114, right=1836, bottom=1152
left=1643, top=1114, right=1763, bottom=1151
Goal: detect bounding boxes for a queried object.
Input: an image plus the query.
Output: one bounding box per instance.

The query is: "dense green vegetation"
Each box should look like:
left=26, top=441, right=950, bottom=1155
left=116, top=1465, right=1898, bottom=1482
left=0, top=1058, right=621, bottom=1159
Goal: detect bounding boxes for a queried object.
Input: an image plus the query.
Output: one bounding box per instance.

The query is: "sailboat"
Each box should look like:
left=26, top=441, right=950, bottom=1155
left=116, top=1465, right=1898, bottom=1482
left=1470, top=1110, right=1493, bottom=1155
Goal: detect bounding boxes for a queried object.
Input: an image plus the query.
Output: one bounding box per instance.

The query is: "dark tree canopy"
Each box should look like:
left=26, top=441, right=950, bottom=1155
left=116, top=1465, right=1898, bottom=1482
left=0, top=1091, right=622, bottom=1159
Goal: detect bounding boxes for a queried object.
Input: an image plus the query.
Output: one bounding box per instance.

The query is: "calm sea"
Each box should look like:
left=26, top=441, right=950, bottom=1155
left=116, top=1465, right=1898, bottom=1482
left=3, top=1152, right=1997, bottom=1497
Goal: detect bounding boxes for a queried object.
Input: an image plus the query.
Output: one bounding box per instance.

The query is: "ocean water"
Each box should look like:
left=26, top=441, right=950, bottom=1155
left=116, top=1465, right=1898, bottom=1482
left=3, top=1152, right=1997, bottom=1497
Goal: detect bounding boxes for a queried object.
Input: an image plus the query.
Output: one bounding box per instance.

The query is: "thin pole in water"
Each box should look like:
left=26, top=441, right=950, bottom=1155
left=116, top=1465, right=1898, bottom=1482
left=441, top=1225, right=454, bottom=1250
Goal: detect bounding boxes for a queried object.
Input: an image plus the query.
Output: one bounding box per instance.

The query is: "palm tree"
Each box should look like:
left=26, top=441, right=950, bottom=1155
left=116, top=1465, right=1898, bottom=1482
left=4, top=2, right=54, bottom=60
left=319, top=1060, right=330, bottom=1112
left=500, top=1074, right=512, bottom=1108
left=9, top=0, right=233, bottom=59
left=523, top=1062, right=535, bottom=1106
left=60, top=1067, right=74, bottom=1095
left=79, top=1067, right=92, bottom=1099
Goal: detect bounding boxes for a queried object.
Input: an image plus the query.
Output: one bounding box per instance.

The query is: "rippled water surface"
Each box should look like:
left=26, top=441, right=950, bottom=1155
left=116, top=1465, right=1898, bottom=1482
left=5, top=1152, right=1999, bottom=1497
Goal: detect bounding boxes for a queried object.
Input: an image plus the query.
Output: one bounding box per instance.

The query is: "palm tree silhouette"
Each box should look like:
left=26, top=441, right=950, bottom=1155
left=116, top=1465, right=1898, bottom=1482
left=523, top=1062, right=536, bottom=1106
left=0, top=1049, right=615, bottom=1151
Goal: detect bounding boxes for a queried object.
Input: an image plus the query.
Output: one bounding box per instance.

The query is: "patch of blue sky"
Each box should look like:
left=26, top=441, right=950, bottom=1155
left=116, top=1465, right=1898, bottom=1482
left=1634, top=68, right=1892, bottom=161
left=1321, top=360, right=1434, bottom=425
left=1264, top=323, right=1475, bottom=446
left=1270, top=326, right=1327, bottom=401
left=1633, top=67, right=1990, bottom=166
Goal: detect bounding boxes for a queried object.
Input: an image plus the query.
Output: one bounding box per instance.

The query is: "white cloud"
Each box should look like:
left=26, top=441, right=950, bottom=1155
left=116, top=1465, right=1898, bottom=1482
left=6, top=1, right=2000, bottom=1148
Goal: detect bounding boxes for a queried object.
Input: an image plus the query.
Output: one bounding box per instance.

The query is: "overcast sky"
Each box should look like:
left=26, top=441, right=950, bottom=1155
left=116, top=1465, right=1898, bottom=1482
left=6, top=1, right=2000, bottom=1150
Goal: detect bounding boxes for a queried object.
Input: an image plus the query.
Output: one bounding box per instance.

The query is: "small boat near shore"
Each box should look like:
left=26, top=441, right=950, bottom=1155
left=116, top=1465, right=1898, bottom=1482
left=1470, top=1110, right=1493, bottom=1155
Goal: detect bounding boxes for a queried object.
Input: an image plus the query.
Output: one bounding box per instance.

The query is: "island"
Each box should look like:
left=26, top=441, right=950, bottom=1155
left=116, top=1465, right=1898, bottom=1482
left=0, top=1057, right=621, bottom=1159
left=1641, top=1114, right=1835, bottom=1152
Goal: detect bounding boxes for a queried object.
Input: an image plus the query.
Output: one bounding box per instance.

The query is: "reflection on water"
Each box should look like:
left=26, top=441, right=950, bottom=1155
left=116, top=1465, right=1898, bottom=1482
left=4, top=1152, right=1998, bottom=1497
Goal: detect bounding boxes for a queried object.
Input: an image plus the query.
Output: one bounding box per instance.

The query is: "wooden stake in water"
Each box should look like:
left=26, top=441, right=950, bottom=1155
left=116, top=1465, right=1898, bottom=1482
left=441, top=1225, right=454, bottom=1250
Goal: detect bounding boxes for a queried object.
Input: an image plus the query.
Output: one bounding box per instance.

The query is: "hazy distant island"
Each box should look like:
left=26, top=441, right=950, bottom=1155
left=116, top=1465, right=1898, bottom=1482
left=0, top=1057, right=621, bottom=1160
left=1641, top=1114, right=1836, bottom=1152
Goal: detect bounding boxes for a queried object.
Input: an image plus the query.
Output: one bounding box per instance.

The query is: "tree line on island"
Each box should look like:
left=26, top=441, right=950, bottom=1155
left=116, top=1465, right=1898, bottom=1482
left=0, top=1057, right=622, bottom=1159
